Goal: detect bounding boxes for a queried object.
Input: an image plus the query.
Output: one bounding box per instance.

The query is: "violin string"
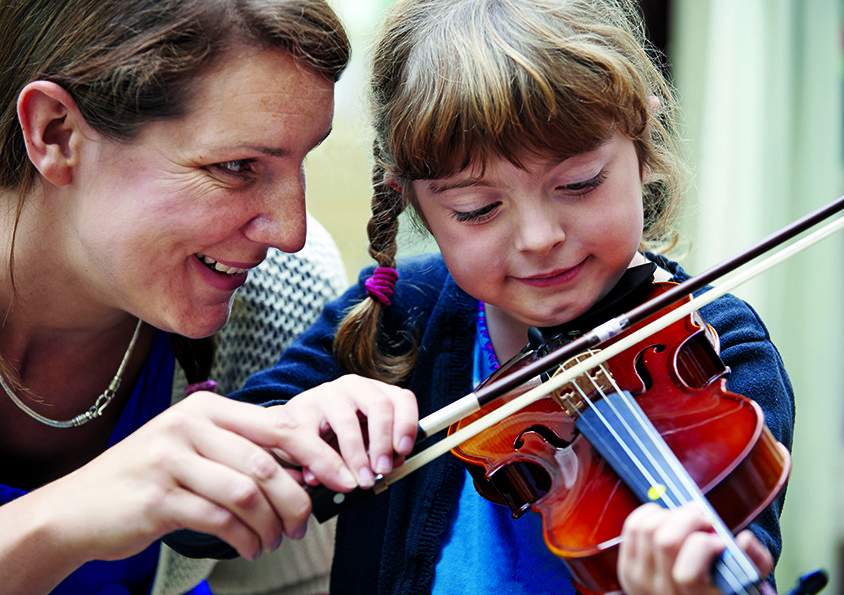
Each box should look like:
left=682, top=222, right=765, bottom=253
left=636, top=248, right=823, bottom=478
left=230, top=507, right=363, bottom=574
left=566, top=372, right=752, bottom=595
left=565, top=359, right=759, bottom=594
left=601, top=372, right=764, bottom=592
left=379, top=213, right=844, bottom=538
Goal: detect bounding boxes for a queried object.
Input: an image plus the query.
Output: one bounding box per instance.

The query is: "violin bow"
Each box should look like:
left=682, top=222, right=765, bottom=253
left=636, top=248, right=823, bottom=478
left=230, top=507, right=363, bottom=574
left=310, top=194, right=844, bottom=517
left=416, top=194, right=844, bottom=441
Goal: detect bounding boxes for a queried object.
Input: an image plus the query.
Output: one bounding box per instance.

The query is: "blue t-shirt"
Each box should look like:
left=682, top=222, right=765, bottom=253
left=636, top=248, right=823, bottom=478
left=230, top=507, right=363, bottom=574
left=432, top=303, right=577, bottom=595
left=1, top=330, right=211, bottom=595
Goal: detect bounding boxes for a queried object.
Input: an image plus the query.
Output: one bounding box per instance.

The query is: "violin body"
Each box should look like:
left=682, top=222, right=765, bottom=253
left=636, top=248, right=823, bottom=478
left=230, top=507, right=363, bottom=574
left=449, top=285, right=791, bottom=595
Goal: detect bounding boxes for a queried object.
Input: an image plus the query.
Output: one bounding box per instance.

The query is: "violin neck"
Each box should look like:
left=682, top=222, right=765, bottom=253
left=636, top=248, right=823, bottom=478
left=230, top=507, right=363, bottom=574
left=575, top=391, right=765, bottom=595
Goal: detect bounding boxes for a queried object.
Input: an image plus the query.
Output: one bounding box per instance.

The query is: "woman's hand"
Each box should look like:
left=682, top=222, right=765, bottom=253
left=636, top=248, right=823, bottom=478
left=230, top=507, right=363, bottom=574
left=0, top=378, right=417, bottom=593
left=617, top=503, right=774, bottom=595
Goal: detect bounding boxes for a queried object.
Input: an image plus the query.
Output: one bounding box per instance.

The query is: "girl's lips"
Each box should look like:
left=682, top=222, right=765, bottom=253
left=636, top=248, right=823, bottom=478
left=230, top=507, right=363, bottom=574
left=517, top=259, right=586, bottom=288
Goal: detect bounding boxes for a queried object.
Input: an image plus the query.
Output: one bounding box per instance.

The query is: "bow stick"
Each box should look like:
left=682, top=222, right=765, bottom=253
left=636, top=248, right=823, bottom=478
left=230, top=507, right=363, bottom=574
left=312, top=194, right=844, bottom=518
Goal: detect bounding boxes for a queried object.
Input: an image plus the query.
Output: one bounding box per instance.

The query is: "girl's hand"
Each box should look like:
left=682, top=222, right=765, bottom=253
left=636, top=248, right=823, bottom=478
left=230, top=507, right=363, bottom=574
left=617, top=503, right=774, bottom=595
left=269, top=374, right=418, bottom=490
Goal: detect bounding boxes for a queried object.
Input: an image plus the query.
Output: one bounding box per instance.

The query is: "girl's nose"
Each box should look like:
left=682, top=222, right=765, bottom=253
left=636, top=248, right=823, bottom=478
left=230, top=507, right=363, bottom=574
left=514, top=203, right=566, bottom=256
left=242, top=169, right=308, bottom=252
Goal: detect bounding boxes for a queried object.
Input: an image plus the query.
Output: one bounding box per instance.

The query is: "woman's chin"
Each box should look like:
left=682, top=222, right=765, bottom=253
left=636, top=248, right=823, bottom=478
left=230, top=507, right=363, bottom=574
left=163, top=306, right=232, bottom=339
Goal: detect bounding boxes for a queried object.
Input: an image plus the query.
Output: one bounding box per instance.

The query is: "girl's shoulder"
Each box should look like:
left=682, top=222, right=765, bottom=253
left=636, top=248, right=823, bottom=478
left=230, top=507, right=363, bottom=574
left=643, top=252, right=774, bottom=349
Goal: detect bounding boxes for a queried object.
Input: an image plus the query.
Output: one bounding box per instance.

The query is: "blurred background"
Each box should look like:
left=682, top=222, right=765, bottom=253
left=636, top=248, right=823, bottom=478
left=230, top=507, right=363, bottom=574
left=304, top=0, right=844, bottom=592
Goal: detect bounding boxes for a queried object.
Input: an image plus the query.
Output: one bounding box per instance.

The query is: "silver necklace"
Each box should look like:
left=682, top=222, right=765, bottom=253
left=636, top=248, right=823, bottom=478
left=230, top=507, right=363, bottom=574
left=0, top=319, right=143, bottom=428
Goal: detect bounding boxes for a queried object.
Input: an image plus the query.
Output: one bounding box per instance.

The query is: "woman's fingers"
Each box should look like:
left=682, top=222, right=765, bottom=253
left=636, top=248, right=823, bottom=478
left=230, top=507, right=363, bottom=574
left=180, top=424, right=311, bottom=545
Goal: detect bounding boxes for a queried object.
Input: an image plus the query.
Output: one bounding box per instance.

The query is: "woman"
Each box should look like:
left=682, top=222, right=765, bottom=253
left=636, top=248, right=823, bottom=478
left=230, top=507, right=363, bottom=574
left=0, top=1, right=418, bottom=593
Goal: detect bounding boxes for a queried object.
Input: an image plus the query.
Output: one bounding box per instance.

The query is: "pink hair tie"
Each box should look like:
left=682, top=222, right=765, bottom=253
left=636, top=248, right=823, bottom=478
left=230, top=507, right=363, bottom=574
left=364, top=267, right=399, bottom=306
left=184, top=379, right=218, bottom=396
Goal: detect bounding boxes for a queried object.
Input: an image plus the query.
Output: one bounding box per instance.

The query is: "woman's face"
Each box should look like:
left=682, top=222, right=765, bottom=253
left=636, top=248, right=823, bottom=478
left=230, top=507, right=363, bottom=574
left=70, top=48, right=335, bottom=337
left=412, top=131, right=645, bottom=333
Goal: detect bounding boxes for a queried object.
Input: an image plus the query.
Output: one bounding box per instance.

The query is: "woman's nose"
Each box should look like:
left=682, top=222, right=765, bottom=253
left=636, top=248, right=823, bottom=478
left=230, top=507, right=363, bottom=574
left=242, top=170, right=308, bottom=252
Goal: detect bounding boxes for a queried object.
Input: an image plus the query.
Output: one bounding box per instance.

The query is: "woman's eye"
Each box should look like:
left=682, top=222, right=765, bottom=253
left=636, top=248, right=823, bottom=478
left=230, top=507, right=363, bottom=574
left=451, top=202, right=500, bottom=223
left=559, top=170, right=608, bottom=195
left=213, top=159, right=255, bottom=177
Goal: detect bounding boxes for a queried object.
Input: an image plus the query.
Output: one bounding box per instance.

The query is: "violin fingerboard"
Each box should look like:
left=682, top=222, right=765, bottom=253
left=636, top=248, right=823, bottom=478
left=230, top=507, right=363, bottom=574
left=575, top=391, right=764, bottom=595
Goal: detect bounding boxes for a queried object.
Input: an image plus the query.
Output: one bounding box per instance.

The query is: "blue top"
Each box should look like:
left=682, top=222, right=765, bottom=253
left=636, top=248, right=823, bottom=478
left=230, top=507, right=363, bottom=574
left=431, top=302, right=576, bottom=594
left=0, top=330, right=209, bottom=595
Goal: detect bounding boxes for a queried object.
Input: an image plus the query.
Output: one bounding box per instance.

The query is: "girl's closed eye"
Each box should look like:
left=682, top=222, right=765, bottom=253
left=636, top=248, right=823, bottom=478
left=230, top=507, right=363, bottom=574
left=558, top=169, right=608, bottom=196
left=451, top=201, right=501, bottom=223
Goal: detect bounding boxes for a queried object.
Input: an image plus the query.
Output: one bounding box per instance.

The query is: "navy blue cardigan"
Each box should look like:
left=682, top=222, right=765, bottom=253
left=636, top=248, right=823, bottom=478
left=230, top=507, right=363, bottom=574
left=173, top=253, right=795, bottom=594
left=237, top=252, right=794, bottom=594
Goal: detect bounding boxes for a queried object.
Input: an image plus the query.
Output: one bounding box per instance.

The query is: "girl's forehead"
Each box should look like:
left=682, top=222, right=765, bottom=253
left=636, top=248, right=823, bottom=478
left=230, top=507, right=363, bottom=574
left=405, top=133, right=616, bottom=183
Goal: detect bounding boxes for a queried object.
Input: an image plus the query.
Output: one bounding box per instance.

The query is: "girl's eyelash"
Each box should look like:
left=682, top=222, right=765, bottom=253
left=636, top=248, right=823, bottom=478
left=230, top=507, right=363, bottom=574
left=451, top=201, right=499, bottom=223
left=560, top=169, right=608, bottom=194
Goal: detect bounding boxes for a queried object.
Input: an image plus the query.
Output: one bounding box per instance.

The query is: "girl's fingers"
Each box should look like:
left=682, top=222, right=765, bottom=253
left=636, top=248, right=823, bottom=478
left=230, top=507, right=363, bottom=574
left=266, top=376, right=418, bottom=489
left=735, top=530, right=774, bottom=578
left=620, top=503, right=719, bottom=595
left=672, top=531, right=727, bottom=594
left=327, top=377, right=417, bottom=478
left=390, top=387, right=418, bottom=456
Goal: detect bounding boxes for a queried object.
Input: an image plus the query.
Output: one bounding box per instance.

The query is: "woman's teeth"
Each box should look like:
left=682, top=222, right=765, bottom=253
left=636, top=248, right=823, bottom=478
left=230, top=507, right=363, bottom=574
left=197, top=254, right=247, bottom=275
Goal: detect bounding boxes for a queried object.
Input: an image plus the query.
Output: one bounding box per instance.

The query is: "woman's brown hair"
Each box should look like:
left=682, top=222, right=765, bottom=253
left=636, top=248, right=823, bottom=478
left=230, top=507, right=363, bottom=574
left=0, top=0, right=350, bottom=385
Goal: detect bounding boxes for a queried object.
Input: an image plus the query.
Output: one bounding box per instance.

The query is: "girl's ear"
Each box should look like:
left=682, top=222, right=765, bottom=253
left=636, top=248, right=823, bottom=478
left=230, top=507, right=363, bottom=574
left=641, top=94, right=661, bottom=184
left=16, top=81, right=89, bottom=187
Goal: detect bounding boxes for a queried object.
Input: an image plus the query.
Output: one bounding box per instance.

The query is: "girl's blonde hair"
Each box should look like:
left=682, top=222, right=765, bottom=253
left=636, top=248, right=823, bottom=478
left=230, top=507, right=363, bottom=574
left=335, top=0, right=689, bottom=384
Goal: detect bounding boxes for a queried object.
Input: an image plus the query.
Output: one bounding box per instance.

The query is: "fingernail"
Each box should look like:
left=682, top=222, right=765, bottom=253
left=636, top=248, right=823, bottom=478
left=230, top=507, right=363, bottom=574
left=269, top=534, right=284, bottom=551
left=399, top=436, right=414, bottom=453
left=303, top=468, right=317, bottom=485
left=358, top=466, right=375, bottom=488
left=250, top=546, right=263, bottom=561
left=338, top=466, right=357, bottom=489
left=376, top=456, right=392, bottom=475
left=289, top=524, right=307, bottom=540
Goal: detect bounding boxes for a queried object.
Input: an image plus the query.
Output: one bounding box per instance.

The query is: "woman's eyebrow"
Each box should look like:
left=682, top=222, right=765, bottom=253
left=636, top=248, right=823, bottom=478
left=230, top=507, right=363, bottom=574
left=245, top=126, right=333, bottom=158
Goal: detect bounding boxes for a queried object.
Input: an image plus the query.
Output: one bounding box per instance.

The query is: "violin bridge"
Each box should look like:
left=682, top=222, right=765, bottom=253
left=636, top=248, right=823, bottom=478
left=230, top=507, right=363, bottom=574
left=547, top=349, right=614, bottom=417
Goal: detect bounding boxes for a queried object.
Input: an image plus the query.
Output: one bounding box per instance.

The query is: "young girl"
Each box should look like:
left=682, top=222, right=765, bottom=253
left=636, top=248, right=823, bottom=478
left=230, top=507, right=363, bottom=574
left=230, top=0, right=794, bottom=592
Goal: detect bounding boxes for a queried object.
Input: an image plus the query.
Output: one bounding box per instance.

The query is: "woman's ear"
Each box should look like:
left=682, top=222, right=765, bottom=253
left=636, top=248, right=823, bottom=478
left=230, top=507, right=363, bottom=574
left=16, top=81, right=88, bottom=187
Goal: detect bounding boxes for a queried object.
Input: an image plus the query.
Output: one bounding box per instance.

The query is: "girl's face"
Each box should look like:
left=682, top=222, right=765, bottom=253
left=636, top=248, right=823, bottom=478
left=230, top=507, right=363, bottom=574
left=412, top=132, right=645, bottom=332
left=67, top=48, right=334, bottom=337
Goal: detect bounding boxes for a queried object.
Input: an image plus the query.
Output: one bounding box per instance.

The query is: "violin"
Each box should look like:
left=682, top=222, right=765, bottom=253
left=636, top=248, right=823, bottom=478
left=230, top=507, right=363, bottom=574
left=306, top=197, right=844, bottom=594
left=450, top=281, right=789, bottom=595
